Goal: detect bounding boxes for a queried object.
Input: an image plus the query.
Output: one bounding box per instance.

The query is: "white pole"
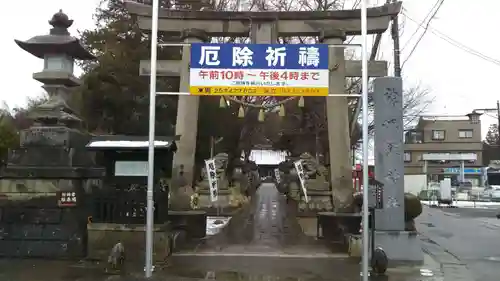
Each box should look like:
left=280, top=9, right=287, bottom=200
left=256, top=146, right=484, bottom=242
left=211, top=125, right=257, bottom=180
left=361, top=0, right=370, bottom=279
left=145, top=0, right=159, bottom=278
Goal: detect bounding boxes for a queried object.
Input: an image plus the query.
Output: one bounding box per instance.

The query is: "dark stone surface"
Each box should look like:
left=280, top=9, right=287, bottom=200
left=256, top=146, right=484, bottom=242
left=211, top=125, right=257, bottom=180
left=19, top=127, right=90, bottom=148
left=2, top=208, right=62, bottom=224
left=319, top=29, right=346, bottom=41
left=180, top=28, right=209, bottom=42
left=1, top=167, right=105, bottom=178
left=0, top=204, right=86, bottom=258
left=168, top=210, right=207, bottom=239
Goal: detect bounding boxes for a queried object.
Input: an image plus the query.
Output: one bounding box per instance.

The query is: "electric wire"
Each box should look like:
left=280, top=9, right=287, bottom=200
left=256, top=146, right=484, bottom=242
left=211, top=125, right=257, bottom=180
left=403, top=11, right=500, bottom=66
left=401, top=0, right=442, bottom=52
left=401, top=0, right=445, bottom=69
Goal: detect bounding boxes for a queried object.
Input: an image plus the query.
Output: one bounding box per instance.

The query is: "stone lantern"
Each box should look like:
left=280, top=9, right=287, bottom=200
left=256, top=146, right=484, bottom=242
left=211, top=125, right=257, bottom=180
left=5, top=9, right=101, bottom=172
left=14, top=9, right=95, bottom=127
left=0, top=11, right=105, bottom=259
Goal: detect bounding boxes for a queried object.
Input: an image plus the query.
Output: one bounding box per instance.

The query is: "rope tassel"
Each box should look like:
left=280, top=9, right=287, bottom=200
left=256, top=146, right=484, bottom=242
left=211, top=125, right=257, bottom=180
left=279, top=104, right=285, bottom=117
left=238, top=106, right=245, bottom=118
left=298, top=96, right=305, bottom=107
left=258, top=109, right=265, bottom=122
left=219, top=96, right=226, bottom=108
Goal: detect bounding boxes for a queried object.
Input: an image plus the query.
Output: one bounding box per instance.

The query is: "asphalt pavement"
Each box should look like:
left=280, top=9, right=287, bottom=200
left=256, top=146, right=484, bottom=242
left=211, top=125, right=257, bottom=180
left=418, top=206, right=500, bottom=281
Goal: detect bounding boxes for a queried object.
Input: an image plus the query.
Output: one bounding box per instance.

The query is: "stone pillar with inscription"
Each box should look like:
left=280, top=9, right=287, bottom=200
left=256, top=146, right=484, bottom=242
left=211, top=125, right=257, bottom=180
left=0, top=10, right=102, bottom=258
left=373, top=77, right=422, bottom=262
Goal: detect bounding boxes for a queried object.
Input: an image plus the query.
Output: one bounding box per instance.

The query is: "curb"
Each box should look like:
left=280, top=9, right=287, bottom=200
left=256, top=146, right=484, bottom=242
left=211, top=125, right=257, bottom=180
left=420, top=235, right=475, bottom=281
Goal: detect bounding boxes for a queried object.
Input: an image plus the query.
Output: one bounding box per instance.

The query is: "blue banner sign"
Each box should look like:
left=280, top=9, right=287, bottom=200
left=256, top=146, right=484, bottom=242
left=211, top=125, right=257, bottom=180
left=189, top=43, right=329, bottom=96
left=443, top=168, right=481, bottom=174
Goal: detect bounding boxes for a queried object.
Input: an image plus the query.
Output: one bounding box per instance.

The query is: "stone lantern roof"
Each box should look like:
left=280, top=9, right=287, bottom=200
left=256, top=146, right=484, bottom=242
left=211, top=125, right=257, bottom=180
left=14, top=10, right=95, bottom=60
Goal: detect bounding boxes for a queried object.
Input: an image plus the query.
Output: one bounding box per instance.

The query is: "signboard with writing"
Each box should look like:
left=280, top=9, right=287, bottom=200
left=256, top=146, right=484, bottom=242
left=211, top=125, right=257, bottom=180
left=294, top=160, right=309, bottom=203
left=57, top=191, right=77, bottom=207
left=190, top=43, right=329, bottom=96
left=205, top=159, right=218, bottom=202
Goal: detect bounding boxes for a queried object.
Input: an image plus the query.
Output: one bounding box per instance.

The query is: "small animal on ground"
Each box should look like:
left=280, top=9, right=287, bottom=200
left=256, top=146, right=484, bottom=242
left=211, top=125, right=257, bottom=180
left=107, top=242, right=125, bottom=272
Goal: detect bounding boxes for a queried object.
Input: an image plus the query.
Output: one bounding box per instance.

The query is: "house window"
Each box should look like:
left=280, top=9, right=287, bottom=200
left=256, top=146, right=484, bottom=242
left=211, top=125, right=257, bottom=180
left=432, top=130, right=446, bottom=140
left=404, top=152, right=412, bottom=162
left=458, top=129, right=473, bottom=139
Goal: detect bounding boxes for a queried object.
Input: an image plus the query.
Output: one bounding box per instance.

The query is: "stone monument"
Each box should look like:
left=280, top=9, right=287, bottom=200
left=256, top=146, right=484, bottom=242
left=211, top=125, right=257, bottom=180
left=0, top=10, right=102, bottom=259
left=372, top=77, right=422, bottom=262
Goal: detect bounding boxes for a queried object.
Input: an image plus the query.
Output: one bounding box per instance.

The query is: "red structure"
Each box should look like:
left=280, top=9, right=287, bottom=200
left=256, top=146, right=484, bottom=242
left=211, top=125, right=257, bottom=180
left=352, top=164, right=375, bottom=191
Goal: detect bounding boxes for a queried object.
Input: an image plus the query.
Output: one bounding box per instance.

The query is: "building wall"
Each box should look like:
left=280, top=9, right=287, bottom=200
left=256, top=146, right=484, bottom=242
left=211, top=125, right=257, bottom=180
left=404, top=117, right=483, bottom=184
left=419, top=119, right=481, bottom=143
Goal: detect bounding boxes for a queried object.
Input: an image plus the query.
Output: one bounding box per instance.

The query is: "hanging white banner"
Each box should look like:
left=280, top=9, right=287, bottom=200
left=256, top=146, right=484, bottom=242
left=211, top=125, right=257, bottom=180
left=294, top=160, right=309, bottom=203
left=205, top=159, right=218, bottom=202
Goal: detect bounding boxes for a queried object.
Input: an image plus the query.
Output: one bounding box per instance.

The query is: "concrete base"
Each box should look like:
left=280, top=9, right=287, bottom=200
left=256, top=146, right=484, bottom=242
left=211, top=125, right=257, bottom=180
left=87, top=223, right=171, bottom=262
left=348, top=231, right=423, bottom=263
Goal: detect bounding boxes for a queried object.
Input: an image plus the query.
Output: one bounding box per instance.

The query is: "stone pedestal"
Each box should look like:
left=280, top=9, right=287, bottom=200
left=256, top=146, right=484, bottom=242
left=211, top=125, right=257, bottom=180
left=195, top=154, right=231, bottom=211
left=197, top=189, right=231, bottom=209
left=0, top=126, right=103, bottom=258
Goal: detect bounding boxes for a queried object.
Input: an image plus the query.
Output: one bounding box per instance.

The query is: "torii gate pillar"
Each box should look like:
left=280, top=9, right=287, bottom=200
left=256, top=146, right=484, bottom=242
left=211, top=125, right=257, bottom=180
left=172, top=29, right=208, bottom=184
left=321, top=30, right=353, bottom=211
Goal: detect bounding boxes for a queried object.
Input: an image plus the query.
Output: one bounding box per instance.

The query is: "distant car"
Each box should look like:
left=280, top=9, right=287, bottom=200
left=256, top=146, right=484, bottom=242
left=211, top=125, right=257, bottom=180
left=483, top=186, right=500, bottom=202
left=455, top=192, right=469, bottom=201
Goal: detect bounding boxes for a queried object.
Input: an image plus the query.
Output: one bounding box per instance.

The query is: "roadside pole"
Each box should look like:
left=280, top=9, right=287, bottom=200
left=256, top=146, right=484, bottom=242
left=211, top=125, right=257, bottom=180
left=361, top=0, right=370, bottom=280
left=145, top=0, right=160, bottom=278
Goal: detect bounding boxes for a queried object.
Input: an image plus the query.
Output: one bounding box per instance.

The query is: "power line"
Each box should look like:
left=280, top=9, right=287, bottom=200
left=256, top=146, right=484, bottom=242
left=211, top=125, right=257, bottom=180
left=401, top=0, right=442, bottom=52
left=401, top=0, right=445, bottom=69
left=403, top=10, right=500, bottom=66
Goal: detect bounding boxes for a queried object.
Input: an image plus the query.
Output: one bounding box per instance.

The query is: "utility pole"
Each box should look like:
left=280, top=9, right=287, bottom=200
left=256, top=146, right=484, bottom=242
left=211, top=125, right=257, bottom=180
left=472, top=101, right=500, bottom=126
left=497, top=100, right=500, bottom=134
left=391, top=0, right=402, bottom=77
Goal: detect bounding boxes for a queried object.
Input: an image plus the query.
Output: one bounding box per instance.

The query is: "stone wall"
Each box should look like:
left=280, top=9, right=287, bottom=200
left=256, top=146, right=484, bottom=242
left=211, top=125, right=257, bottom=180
left=0, top=179, right=94, bottom=258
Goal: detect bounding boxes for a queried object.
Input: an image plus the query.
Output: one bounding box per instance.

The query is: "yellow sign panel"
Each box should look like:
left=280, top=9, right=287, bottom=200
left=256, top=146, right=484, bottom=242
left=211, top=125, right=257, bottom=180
left=190, top=86, right=328, bottom=96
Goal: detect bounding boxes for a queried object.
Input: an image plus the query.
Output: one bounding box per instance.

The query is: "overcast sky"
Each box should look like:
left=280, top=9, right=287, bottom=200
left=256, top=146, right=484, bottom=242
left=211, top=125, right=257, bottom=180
left=1, top=0, right=499, bottom=138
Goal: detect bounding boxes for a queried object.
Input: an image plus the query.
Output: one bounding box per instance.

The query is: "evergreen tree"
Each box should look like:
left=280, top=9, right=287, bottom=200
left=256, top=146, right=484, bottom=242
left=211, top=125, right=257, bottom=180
left=483, top=124, right=500, bottom=166
left=76, top=0, right=245, bottom=172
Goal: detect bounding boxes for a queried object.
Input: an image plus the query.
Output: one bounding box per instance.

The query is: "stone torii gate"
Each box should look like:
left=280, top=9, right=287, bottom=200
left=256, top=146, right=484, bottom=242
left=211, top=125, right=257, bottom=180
left=124, top=1, right=402, bottom=210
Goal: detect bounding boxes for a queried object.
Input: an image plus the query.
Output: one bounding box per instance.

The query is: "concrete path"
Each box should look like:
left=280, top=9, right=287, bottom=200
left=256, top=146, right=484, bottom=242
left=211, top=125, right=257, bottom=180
left=197, top=182, right=318, bottom=254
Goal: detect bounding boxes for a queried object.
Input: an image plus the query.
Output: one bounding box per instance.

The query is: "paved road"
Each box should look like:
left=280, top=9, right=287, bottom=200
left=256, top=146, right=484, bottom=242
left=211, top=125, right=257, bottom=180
left=418, top=206, right=500, bottom=281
